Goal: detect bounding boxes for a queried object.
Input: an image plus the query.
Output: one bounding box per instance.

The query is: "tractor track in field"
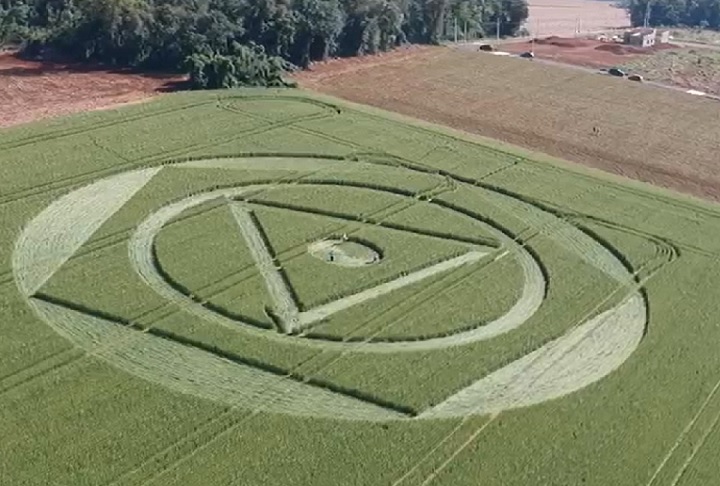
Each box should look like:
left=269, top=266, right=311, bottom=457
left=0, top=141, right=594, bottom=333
left=0, top=105, right=338, bottom=208
left=0, top=347, right=84, bottom=397
left=646, top=353, right=720, bottom=486
left=669, top=408, right=720, bottom=485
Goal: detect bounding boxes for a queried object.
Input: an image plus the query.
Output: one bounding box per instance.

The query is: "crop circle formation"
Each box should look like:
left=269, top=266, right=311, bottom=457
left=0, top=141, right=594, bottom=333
left=12, top=155, right=647, bottom=422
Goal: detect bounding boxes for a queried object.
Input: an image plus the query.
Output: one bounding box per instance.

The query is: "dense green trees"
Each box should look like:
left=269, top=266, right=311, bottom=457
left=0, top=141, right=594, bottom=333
left=624, top=0, right=720, bottom=29
left=0, top=0, right=529, bottom=87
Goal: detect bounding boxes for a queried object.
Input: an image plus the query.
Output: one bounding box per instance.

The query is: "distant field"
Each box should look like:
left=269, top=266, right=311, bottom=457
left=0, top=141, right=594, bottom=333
left=670, top=28, right=720, bottom=46
left=500, top=35, right=663, bottom=68
left=620, top=47, right=720, bottom=95
left=297, top=47, right=720, bottom=201
left=527, top=0, right=629, bottom=36
left=3, top=90, right=720, bottom=485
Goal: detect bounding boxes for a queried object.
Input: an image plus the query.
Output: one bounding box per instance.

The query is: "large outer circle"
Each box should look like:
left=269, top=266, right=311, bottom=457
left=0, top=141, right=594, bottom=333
left=12, top=156, right=647, bottom=421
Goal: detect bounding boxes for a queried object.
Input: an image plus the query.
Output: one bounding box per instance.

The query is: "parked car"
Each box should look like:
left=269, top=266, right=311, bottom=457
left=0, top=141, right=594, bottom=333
left=519, top=51, right=535, bottom=59
left=608, top=68, right=626, bottom=77
left=628, top=74, right=644, bottom=82
left=478, top=44, right=494, bottom=52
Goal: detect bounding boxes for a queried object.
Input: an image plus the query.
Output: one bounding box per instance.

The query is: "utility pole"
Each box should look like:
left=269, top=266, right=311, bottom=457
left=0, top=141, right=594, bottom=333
left=454, top=16, right=458, bottom=43
left=644, top=1, right=652, bottom=28
left=496, top=17, right=500, bottom=42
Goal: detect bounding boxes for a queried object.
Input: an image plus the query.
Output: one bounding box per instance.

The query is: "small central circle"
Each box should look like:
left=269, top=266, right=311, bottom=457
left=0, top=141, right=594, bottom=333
left=308, top=238, right=381, bottom=267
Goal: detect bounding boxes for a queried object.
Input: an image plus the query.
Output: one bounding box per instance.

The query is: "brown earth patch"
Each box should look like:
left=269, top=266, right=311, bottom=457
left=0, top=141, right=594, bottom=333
left=298, top=46, right=720, bottom=202
left=294, top=45, right=436, bottom=84
left=500, top=36, right=681, bottom=69
left=0, top=52, right=185, bottom=128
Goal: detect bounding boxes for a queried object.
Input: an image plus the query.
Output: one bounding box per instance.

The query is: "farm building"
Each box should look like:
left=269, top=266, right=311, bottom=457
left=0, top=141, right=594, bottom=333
left=624, top=28, right=656, bottom=47
left=623, top=28, right=671, bottom=47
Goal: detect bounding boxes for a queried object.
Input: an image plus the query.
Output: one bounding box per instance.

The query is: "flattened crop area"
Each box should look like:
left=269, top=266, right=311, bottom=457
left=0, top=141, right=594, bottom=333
left=3, top=91, right=720, bottom=485
left=298, top=48, right=720, bottom=201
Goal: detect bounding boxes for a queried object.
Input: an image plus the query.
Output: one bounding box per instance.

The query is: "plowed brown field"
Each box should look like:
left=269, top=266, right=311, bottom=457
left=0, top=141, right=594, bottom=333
left=0, top=52, right=182, bottom=128
left=297, top=47, right=720, bottom=202
left=527, top=0, right=629, bottom=37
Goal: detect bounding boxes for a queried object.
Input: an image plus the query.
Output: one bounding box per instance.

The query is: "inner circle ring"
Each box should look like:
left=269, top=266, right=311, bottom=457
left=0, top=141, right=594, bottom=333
left=129, top=183, right=546, bottom=353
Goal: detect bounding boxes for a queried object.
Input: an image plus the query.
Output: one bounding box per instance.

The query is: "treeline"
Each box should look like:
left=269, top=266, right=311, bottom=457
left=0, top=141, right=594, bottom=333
left=0, top=0, right=528, bottom=88
left=625, top=0, right=720, bottom=29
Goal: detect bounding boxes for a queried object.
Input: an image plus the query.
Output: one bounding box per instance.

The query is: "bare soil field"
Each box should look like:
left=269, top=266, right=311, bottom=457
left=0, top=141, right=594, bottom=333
left=620, top=48, right=720, bottom=95
left=499, top=36, right=720, bottom=95
left=0, top=52, right=183, bottom=128
left=297, top=47, right=720, bottom=201
left=292, top=45, right=435, bottom=83
left=526, top=0, right=630, bottom=37
left=501, top=36, right=676, bottom=69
